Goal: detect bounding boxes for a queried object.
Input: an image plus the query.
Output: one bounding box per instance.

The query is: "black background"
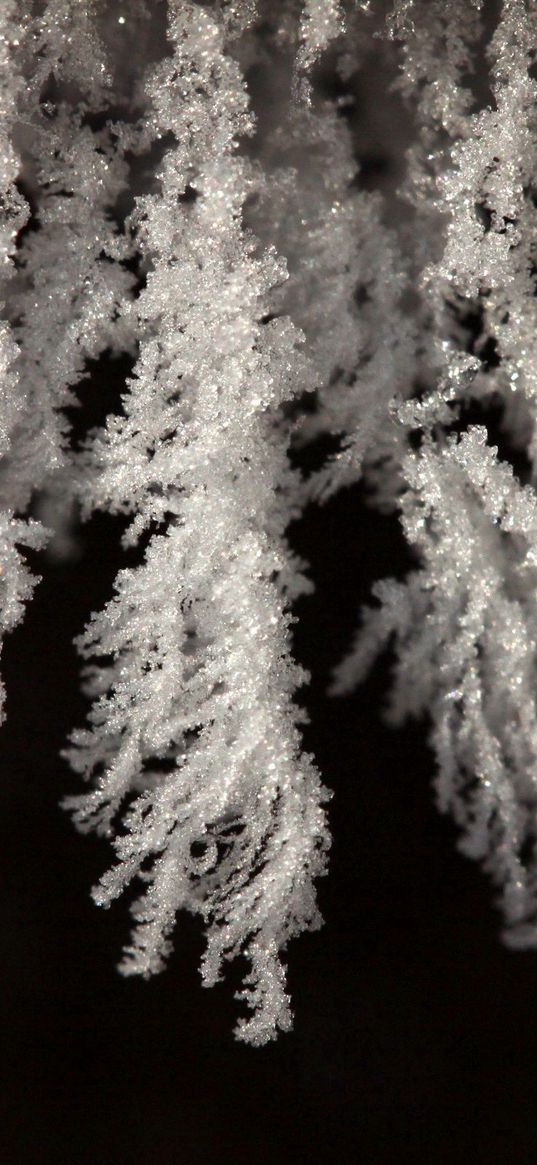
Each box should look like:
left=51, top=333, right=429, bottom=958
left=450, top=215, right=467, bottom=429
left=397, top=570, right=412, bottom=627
left=3, top=462, right=537, bottom=1165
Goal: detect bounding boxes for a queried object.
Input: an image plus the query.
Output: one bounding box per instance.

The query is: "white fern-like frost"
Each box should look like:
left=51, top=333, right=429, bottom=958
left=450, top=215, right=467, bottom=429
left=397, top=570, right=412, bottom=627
left=2, top=0, right=537, bottom=1042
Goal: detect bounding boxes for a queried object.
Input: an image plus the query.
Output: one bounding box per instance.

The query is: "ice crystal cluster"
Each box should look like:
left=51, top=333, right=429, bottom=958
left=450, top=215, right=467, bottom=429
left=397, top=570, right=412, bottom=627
left=3, top=0, right=537, bottom=1041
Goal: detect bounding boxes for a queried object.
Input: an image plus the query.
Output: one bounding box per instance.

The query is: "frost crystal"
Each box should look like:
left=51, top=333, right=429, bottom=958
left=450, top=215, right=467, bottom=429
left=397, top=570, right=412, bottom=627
left=334, top=428, right=537, bottom=942
left=65, top=2, right=329, bottom=1045
left=0, top=3, right=43, bottom=719
left=335, top=0, right=537, bottom=949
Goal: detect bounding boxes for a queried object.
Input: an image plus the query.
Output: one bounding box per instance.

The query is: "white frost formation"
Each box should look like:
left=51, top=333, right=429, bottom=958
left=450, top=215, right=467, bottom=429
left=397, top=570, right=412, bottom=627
left=64, top=2, right=330, bottom=1046
left=2, top=0, right=537, bottom=1040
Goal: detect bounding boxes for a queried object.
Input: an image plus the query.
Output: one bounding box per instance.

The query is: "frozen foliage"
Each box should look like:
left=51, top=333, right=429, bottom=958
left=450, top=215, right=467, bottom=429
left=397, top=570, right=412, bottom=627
left=297, top=0, right=346, bottom=76
left=335, top=0, right=537, bottom=951
left=0, top=1, right=135, bottom=714
left=3, top=0, right=537, bottom=1041
left=65, top=2, right=329, bottom=1045
left=4, top=1, right=134, bottom=514
left=334, top=428, right=537, bottom=944
left=251, top=86, right=415, bottom=500
left=0, top=5, right=43, bottom=721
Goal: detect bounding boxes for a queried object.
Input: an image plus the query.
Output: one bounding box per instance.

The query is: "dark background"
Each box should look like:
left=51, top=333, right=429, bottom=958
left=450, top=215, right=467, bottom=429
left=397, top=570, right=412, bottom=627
left=2, top=459, right=537, bottom=1165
